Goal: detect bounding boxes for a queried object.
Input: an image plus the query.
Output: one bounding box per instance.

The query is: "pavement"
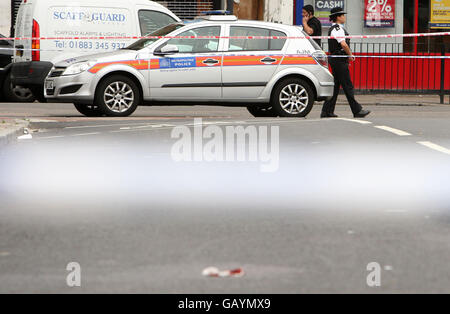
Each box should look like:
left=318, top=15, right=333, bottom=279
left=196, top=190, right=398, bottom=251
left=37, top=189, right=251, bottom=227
left=0, top=118, right=28, bottom=147
left=347, top=93, right=450, bottom=106
left=1, top=99, right=450, bottom=293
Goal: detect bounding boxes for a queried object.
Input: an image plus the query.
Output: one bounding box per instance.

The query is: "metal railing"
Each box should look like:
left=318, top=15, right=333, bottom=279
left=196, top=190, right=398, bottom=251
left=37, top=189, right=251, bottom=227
left=320, top=41, right=450, bottom=102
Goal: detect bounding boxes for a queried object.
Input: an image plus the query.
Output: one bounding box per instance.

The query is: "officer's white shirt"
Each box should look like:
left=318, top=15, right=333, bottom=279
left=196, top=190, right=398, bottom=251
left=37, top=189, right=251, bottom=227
left=330, top=23, right=346, bottom=43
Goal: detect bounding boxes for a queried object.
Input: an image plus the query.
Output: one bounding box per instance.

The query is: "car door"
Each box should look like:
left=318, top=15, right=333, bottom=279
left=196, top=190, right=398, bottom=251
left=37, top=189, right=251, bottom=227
left=149, top=25, right=223, bottom=100
left=222, top=25, right=287, bottom=99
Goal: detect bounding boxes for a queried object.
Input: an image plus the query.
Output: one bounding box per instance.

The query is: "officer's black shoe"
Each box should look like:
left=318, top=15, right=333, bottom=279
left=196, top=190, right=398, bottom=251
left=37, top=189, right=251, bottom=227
left=320, top=112, right=338, bottom=118
left=353, top=109, right=371, bottom=118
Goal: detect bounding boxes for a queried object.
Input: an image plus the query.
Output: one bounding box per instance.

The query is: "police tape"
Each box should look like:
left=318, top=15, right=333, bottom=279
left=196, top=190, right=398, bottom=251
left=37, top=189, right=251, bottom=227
left=1, top=47, right=449, bottom=59
left=1, top=46, right=449, bottom=59
left=1, top=31, right=450, bottom=41
left=328, top=55, right=450, bottom=59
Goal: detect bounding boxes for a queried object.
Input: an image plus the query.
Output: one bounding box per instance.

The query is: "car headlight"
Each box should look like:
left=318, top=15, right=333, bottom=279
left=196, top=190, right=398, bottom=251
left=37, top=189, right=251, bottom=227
left=62, top=61, right=97, bottom=76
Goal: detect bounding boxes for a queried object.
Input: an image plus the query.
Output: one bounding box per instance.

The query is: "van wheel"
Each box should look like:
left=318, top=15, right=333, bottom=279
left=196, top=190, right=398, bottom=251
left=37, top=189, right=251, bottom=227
left=2, top=73, right=35, bottom=103
left=95, top=75, right=140, bottom=117
left=246, top=105, right=278, bottom=117
left=271, top=78, right=314, bottom=117
left=74, top=103, right=104, bottom=117
left=31, top=86, right=47, bottom=103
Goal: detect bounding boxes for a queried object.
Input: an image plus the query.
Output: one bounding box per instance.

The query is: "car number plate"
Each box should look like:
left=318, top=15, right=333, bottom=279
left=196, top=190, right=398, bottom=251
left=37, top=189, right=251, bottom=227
left=45, top=80, right=54, bottom=90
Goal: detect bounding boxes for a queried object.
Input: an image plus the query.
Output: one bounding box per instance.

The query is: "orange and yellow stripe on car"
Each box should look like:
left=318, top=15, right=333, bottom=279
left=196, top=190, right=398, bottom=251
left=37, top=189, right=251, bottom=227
left=150, top=59, right=160, bottom=69
left=196, top=56, right=222, bottom=67
left=87, top=54, right=317, bottom=73
left=281, top=55, right=316, bottom=65
left=223, top=55, right=282, bottom=66
left=89, top=60, right=150, bottom=74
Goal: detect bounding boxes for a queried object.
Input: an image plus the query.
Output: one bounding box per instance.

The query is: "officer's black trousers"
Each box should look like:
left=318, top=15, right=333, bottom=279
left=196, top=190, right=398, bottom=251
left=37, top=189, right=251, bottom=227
left=322, top=58, right=362, bottom=115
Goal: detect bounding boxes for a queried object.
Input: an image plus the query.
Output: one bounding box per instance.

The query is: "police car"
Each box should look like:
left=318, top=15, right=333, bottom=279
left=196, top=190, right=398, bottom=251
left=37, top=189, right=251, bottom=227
left=44, top=14, right=334, bottom=117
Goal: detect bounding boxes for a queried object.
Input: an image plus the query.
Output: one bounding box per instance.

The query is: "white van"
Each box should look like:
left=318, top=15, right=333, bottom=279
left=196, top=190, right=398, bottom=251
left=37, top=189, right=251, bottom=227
left=10, top=0, right=180, bottom=101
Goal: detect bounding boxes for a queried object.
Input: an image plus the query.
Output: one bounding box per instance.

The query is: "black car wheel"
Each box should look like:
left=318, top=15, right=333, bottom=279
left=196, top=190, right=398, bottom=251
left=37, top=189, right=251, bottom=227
left=95, top=75, right=140, bottom=117
left=271, top=78, right=314, bottom=118
left=2, top=73, right=35, bottom=103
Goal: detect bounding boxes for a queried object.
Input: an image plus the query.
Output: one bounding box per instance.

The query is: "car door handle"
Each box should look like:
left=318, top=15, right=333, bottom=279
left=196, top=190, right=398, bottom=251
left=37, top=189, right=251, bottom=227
left=260, top=57, right=277, bottom=64
left=202, top=58, right=220, bottom=65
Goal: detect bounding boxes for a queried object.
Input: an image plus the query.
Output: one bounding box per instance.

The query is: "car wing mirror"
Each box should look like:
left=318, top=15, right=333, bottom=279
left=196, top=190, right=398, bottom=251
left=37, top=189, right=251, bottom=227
left=154, top=44, right=179, bottom=56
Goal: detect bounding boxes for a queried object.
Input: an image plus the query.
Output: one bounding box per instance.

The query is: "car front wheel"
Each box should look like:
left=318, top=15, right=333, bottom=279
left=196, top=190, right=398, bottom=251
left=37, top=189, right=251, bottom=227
left=271, top=78, right=314, bottom=117
left=95, top=75, right=140, bottom=117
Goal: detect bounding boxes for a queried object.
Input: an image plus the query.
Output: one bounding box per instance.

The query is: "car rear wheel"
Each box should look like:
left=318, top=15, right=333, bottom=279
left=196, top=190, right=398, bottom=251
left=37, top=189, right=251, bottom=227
left=73, top=103, right=104, bottom=117
left=246, top=105, right=278, bottom=117
left=271, top=78, right=314, bottom=117
left=2, top=73, right=35, bottom=103
left=95, top=75, right=140, bottom=117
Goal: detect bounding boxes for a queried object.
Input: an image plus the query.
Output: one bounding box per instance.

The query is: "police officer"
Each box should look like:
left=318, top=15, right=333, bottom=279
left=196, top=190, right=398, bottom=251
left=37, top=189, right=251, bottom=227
left=321, top=7, right=370, bottom=118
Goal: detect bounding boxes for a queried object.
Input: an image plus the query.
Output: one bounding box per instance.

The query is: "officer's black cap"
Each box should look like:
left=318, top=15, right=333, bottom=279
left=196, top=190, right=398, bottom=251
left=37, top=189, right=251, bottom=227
left=329, top=7, right=346, bottom=18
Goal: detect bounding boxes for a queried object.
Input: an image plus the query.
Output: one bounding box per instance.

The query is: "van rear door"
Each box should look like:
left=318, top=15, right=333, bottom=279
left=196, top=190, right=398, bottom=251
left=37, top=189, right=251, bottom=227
left=13, top=1, right=34, bottom=63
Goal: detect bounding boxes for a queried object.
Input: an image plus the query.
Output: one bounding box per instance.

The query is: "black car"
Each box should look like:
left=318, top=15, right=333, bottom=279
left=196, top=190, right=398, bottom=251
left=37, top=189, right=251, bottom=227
left=0, top=34, right=34, bottom=102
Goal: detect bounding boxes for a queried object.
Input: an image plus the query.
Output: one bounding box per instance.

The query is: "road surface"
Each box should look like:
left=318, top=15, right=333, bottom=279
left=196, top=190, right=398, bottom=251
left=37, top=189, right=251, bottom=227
left=0, top=102, right=450, bottom=293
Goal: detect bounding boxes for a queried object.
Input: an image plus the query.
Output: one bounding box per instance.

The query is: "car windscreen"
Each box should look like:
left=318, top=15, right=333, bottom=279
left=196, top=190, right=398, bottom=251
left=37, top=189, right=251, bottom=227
left=126, top=23, right=185, bottom=51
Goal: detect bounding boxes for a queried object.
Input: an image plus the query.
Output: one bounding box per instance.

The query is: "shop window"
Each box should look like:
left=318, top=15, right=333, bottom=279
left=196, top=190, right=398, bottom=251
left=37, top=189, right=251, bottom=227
left=403, top=0, right=449, bottom=53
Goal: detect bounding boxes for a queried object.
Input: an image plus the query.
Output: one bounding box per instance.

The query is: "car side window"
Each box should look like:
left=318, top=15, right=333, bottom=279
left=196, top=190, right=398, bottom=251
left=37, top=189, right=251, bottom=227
left=159, top=26, right=221, bottom=53
left=138, top=10, right=178, bottom=35
left=229, top=26, right=286, bottom=51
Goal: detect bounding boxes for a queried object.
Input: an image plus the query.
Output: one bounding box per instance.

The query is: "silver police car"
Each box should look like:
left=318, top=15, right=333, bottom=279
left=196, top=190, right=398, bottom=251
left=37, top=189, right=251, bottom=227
left=45, top=15, right=334, bottom=117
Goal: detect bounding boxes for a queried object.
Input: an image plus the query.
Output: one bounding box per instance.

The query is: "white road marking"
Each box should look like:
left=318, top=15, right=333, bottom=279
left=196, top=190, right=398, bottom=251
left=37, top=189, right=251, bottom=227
left=201, top=121, right=245, bottom=125
left=110, top=130, right=130, bottom=133
left=17, top=134, right=32, bottom=140
left=109, top=118, right=341, bottom=133
left=149, top=124, right=176, bottom=128
left=65, top=123, right=154, bottom=129
left=120, top=124, right=175, bottom=130
left=417, top=141, right=450, bottom=155
left=29, top=119, right=57, bottom=123
left=336, top=118, right=372, bottom=125
left=374, top=125, right=412, bottom=136
left=38, top=135, right=66, bottom=140
left=52, top=117, right=371, bottom=136
left=70, top=132, right=101, bottom=137
left=64, top=118, right=328, bottom=133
